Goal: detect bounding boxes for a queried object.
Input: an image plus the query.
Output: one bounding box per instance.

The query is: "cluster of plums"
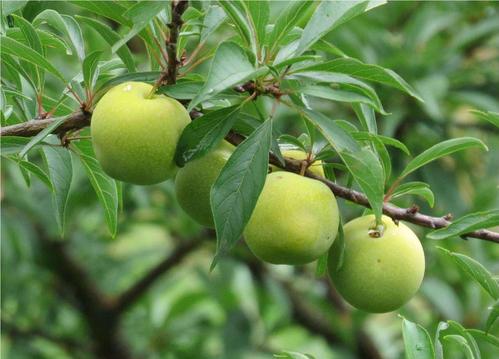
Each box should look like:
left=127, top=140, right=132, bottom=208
left=91, top=82, right=425, bottom=313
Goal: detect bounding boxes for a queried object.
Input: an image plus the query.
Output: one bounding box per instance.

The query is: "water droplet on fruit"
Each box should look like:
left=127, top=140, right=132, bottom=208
left=123, top=84, right=132, bottom=92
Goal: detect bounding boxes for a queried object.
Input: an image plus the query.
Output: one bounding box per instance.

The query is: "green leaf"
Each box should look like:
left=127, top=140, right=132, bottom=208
left=158, top=81, right=204, bottom=100
left=1, top=136, right=31, bottom=156
left=443, top=335, right=475, bottom=359
left=12, top=14, right=44, bottom=89
left=267, top=1, right=311, bottom=56
left=400, top=316, right=435, bottom=359
left=400, top=137, right=488, bottom=179
left=302, top=85, right=386, bottom=114
left=96, top=71, right=161, bottom=95
left=2, top=0, right=28, bottom=15
left=467, top=329, right=499, bottom=348
left=353, top=103, right=377, bottom=134
left=111, top=0, right=166, bottom=53
left=175, top=105, right=241, bottom=166
left=12, top=14, right=43, bottom=55
left=73, top=141, right=119, bottom=237
left=278, top=134, right=307, bottom=152
left=447, top=321, right=481, bottom=359
left=200, top=5, right=226, bottom=43
left=0, top=36, right=66, bottom=82
left=304, top=109, right=385, bottom=222
left=33, top=9, right=85, bottom=62
left=485, top=301, right=499, bottom=333
left=438, top=248, right=499, bottom=300
left=218, top=1, right=255, bottom=53
left=245, top=0, right=269, bottom=49
left=188, top=42, right=267, bottom=110
left=295, top=1, right=380, bottom=56
left=470, top=110, right=499, bottom=128
left=42, top=146, right=73, bottom=236
left=292, top=72, right=385, bottom=113
left=274, top=351, right=315, bottom=359
left=76, top=16, right=136, bottom=72
left=17, top=159, right=53, bottom=191
left=353, top=132, right=410, bottom=155
left=295, top=57, right=422, bottom=101
left=392, top=182, right=435, bottom=207
left=315, top=251, right=328, bottom=277
left=19, top=117, right=66, bottom=158
left=82, top=51, right=102, bottom=92
left=435, top=321, right=449, bottom=359
left=70, top=1, right=129, bottom=25
left=427, top=210, right=499, bottom=240
left=210, top=119, right=272, bottom=267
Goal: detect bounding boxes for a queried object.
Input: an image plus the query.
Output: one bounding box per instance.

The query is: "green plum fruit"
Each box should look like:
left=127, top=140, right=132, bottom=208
left=328, top=215, right=425, bottom=313
left=244, top=172, right=339, bottom=265
left=175, top=141, right=234, bottom=227
left=272, top=149, right=325, bottom=177
left=91, top=81, right=190, bottom=185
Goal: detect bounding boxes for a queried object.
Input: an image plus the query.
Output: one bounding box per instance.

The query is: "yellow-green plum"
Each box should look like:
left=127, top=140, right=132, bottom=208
left=328, top=215, right=425, bottom=313
left=272, top=149, right=325, bottom=177
left=91, top=81, right=190, bottom=185
left=175, top=141, right=234, bottom=227
left=244, top=172, right=339, bottom=265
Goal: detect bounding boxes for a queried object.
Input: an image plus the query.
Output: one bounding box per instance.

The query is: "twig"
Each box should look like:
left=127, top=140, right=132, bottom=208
left=113, top=233, right=204, bottom=313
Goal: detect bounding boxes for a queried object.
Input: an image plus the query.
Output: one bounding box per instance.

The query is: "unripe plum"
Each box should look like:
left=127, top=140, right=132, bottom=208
left=244, top=172, right=339, bottom=265
left=91, top=81, right=190, bottom=185
left=175, top=141, right=234, bottom=227
left=328, top=215, right=425, bottom=313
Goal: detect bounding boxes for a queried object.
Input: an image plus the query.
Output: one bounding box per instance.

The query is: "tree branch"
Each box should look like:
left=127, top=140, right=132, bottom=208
left=1, top=318, right=88, bottom=355
left=2, top=111, right=498, bottom=243
left=112, top=232, right=205, bottom=313
left=0, top=110, right=91, bottom=137
left=38, top=232, right=132, bottom=359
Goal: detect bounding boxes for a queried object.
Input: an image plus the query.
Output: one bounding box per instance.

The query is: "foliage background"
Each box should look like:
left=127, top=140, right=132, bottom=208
left=1, top=1, right=499, bottom=359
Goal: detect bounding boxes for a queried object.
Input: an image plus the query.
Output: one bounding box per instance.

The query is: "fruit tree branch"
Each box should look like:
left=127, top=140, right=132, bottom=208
left=2, top=111, right=498, bottom=244
left=112, top=233, right=204, bottom=313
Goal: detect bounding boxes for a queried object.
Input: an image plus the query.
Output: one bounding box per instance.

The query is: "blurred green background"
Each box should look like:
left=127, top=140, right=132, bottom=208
left=2, top=1, right=499, bottom=359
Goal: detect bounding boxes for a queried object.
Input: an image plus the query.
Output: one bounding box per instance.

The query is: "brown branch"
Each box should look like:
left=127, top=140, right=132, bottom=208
left=38, top=232, right=132, bottom=359
left=0, top=110, right=91, bottom=137
left=1, top=319, right=88, bottom=355
left=165, top=0, right=188, bottom=85
left=2, top=111, right=498, bottom=243
left=113, top=233, right=205, bottom=313
left=224, top=133, right=499, bottom=244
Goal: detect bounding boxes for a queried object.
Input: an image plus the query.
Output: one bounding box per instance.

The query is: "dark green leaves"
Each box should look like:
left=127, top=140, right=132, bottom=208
left=392, top=182, right=435, bottom=207
left=82, top=51, right=102, bottom=92
left=428, top=210, right=499, bottom=240
left=76, top=16, right=136, bottom=71
left=218, top=0, right=269, bottom=56
left=33, top=9, right=85, bottom=62
left=73, top=141, right=119, bottom=237
left=267, top=1, right=310, bottom=56
left=1, top=36, right=66, bottom=82
left=175, top=105, right=241, bottom=166
left=471, top=110, right=499, bottom=128
left=19, top=117, right=66, bottom=158
left=401, top=316, right=436, bottom=359
left=400, top=137, right=488, bottom=179
left=188, top=42, right=267, bottom=110
left=210, top=120, right=272, bottom=267
left=296, top=57, right=422, bottom=101
left=295, top=1, right=381, bottom=56
left=304, top=109, right=385, bottom=222
left=42, top=146, right=73, bottom=236
left=438, top=248, right=499, bottom=300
